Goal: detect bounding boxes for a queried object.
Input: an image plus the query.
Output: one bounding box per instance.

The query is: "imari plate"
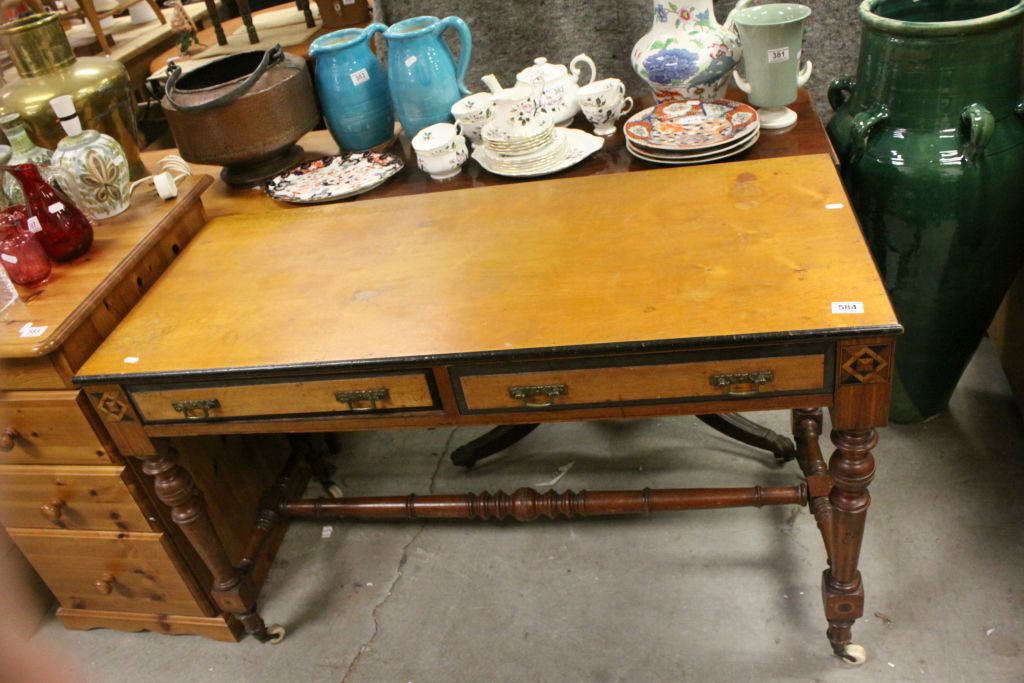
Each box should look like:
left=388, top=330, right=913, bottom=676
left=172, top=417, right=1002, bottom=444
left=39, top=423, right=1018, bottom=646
left=265, top=151, right=404, bottom=204
left=623, top=99, right=759, bottom=152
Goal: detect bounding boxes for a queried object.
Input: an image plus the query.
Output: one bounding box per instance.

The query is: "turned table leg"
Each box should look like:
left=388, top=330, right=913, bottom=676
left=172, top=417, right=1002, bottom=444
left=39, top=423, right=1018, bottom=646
left=822, top=428, right=876, bottom=663
left=139, top=448, right=285, bottom=643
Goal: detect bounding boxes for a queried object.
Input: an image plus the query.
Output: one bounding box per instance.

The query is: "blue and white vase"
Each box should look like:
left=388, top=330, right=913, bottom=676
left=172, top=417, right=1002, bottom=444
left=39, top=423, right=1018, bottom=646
left=383, top=16, right=472, bottom=139
left=631, top=0, right=752, bottom=102
left=309, top=23, right=394, bottom=151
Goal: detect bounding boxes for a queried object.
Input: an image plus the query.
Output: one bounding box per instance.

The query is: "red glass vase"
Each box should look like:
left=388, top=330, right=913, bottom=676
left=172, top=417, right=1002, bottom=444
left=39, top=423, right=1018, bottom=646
left=0, top=207, right=51, bottom=287
left=2, top=164, right=92, bottom=262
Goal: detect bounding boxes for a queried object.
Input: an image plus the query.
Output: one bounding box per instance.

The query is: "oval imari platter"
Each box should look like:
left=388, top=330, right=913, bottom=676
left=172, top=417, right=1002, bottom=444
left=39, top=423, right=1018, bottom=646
left=265, top=151, right=404, bottom=204
left=623, top=99, right=759, bottom=152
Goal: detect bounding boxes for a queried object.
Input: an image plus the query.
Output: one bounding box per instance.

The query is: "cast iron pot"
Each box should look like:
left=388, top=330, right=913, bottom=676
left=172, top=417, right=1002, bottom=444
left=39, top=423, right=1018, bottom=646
left=162, top=46, right=320, bottom=186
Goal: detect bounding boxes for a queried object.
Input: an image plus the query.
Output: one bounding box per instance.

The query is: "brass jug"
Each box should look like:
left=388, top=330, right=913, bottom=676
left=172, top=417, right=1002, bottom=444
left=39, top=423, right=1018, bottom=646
left=0, top=14, right=144, bottom=179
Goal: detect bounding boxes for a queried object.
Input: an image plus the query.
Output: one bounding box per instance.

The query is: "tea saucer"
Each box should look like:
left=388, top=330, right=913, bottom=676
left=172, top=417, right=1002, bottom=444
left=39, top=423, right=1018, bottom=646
left=624, top=99, right=759, bottom=152
left=265, top=151, right=404, bottom=204
left=473, top=128, right=603, bottom=178
left=626, top=130, right=760, bottom=165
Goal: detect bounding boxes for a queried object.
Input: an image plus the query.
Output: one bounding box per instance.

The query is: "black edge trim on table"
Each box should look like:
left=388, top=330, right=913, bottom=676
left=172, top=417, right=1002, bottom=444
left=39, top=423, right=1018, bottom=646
left=73, top=324, right=903, bottom=386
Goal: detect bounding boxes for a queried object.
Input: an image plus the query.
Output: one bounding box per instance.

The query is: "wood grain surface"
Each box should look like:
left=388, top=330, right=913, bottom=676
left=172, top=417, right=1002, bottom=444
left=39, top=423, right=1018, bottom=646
left=0, top=175, right=213, bottom=358
left=0, top=391, right=113, bottom=465
left=78, top=153, right=898, bottom=380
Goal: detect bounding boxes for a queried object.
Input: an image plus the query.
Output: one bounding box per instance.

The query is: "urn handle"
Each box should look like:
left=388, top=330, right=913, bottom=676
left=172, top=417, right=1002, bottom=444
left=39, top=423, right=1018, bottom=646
left=960, top=103, right=995, bottom=164
left=828, top=76, right=856, bottom=112
left=723, top=0, right=755, bottom=31
left=1016, top=98, right=1024, bottom=119
left=849, top=103, right=889, bottom=164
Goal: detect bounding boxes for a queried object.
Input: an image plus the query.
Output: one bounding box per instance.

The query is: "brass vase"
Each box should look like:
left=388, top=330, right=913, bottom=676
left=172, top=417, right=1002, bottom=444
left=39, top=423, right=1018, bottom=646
left=0, top=13, right=144, bottom=179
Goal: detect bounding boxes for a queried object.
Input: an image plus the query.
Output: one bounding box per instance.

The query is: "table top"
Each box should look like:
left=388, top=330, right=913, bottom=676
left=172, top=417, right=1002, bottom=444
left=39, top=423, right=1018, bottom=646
left=77, top=153, right=900, bottom=382
left=140, top=90, right=834, bottom=221
left=0, top=175, right=212, bottom=359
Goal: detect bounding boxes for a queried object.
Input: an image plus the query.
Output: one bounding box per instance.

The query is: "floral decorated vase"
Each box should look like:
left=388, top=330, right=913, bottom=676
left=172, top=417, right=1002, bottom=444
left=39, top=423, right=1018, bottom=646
left=632, top=0, right=753, bottom=102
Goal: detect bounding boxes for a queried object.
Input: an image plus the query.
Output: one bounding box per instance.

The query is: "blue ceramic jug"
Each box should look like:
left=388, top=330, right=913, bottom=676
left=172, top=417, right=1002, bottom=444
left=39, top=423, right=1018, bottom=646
left=309, top=23, right=393, bottom=151
left=383, top=16, right=472, bottom=138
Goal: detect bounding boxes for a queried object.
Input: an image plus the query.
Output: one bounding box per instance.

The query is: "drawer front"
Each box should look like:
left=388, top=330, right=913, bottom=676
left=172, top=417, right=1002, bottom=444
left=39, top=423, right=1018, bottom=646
left=8, top=528, right=209, bottom=616
left=129, top=372, right=437, bottom=423
left=0, top=465, right=150, bottom=531
left=456, top=352, right=828, bottom=413
left=0, top=391, right=113, bottom=465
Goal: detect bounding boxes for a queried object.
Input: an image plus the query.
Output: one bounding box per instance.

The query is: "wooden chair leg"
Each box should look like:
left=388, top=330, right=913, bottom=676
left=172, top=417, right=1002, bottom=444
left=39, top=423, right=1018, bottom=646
left=203, top=0, right=228, bottom=45
left=697, top=413, right=796, bottom=463
left=451, top=424, right=540, bottom=468
left=235, top=0, right=259, bottom=44
left=79, top=0, right=112, bottom=55
left=144, top=0, right=168, bottom=24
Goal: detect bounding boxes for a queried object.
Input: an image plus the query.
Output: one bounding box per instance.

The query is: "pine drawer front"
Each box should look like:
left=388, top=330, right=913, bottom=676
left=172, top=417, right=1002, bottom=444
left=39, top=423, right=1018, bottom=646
left=8, top=528, right=209, bottom=616
left=0, top=391, right=112, bottom=465
left=455, top=352, right=828, bottom=413
left=128, top=372, right=437, bottom=423
left=0, top=465, right=149, bottom=531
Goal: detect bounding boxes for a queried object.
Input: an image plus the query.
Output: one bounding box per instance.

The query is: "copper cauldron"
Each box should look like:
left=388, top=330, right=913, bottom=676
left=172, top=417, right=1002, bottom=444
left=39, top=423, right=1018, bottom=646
left=162, top=46, right=319, bottom=186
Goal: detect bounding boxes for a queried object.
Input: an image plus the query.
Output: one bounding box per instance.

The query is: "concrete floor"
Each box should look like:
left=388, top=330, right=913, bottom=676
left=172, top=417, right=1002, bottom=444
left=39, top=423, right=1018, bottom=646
left=32, top=340, right=1024, bottom=682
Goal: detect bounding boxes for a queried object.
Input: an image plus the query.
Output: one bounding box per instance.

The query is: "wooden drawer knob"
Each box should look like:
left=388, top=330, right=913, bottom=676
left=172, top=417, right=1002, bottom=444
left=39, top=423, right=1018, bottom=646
left=0, top=428, right=18, bottom=452
left=40, top=498, right=65, bottom=522
left=95, top=573, right=115, bottom=595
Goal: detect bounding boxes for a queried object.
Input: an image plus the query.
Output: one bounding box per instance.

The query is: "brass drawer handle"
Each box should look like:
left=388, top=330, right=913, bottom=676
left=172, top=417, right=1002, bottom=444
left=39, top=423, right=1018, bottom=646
left=710, top=371, right=775, bottom=396
left=335, top=388, right=390, bottom=412
left=0, top=427, right=18, bottom=452
left=40, top=498, right=65, bottom=523
left=172, top=399, right=221, bottom=420
left=509, top=384, right=568, bottom=408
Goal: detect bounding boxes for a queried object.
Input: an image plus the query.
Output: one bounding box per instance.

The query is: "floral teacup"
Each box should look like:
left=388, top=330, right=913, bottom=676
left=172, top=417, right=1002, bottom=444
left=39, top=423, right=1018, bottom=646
left=412, top=122, right=469, bottom=180
left=578, top=78, right=634, bottom=136
left=451, top=93, right=494, bottom=146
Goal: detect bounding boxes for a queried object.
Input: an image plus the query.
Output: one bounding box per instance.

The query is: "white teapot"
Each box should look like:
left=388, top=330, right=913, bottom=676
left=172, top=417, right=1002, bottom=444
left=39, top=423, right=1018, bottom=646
left=512, top=55, right=597, bottom=126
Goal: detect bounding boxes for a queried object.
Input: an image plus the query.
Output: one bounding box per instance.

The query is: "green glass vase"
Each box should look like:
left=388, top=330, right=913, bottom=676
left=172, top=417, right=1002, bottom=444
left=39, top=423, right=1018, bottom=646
left=826, top=0, right=1024, bottom=423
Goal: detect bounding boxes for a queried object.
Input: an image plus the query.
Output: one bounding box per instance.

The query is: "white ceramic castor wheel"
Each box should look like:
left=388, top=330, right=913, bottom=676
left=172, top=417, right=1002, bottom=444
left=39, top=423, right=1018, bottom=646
left=839, top=644, right=867, bottom=665
left=266, top=624, right=286, bottom=644
left=327, top=484, right=343, bottom=499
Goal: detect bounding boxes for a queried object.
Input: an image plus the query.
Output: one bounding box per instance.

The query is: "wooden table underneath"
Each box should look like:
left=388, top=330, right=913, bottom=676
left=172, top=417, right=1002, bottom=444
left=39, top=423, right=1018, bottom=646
left=76, top=153, right=900, bottom=658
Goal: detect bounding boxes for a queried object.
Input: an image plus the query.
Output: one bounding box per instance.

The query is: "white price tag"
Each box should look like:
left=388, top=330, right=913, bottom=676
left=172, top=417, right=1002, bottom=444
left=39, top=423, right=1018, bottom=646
left=350, top=67, right=370, bottom=86
left=18, top=322, right=48, bottom=338
left=343, top=0, right=355, bottom=4
left=831, top=302, right=865, bottom=315
left=404, top=55, right=418, bottom=68
left=47, top=202, right=64, bottom=214
left=767, top=47, right=790, bottom=64
left=26, top=216, right=42, bottom=233
left=1, top=253, right=16, bottom=264
left=321, top=526, right=333, bottom=539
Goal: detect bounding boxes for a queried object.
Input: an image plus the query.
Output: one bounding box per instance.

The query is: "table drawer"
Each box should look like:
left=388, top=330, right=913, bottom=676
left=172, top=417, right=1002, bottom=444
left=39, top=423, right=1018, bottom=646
left=0, top=391, right=113, bottom=465
left=0, top=465, right=150, bottom=531
left=129, top=372, right=437, bottom=423
left=8, top=528, right=208, bottom=616
left=455, top=352, right=828, bottom=413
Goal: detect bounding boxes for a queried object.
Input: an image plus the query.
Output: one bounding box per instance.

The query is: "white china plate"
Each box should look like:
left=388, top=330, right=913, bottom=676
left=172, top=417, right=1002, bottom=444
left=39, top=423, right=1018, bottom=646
left=624, top=99, right=759, bottom=152
left=626, top=130, right=760, bottom=165
left=265, top=151, right=404, bottom=204
left=473, top=128, right=603, bottom=178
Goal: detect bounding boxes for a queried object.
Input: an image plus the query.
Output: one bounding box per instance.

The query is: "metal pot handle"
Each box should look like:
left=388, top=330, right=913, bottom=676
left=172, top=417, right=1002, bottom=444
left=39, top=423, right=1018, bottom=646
left=828, top=76, right=856, bottom=112
left=164, top=45, right=285, bottom=113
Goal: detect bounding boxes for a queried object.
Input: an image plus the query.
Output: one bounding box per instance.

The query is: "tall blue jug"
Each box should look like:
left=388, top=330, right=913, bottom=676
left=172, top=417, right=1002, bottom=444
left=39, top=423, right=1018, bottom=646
left=383, top=16, right=472, bottom=139
left=309, top=23, right=393, bottom=151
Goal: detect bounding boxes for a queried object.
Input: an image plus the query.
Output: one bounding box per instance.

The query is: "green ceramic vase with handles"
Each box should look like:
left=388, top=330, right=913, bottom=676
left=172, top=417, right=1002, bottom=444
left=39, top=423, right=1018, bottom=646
left=827, top=0, right=1024, bottom=424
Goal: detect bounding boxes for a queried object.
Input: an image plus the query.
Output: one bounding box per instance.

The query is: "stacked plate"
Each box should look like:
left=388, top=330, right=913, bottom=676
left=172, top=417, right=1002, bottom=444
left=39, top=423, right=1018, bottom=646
left=473, top=119, right=605, bottom=178
left=623, top=99, right=760, bottom=165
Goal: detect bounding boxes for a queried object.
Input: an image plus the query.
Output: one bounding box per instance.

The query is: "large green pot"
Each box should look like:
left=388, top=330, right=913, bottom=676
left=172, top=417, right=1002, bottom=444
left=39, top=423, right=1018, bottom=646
left=827, top=0, right=1024, bottom=423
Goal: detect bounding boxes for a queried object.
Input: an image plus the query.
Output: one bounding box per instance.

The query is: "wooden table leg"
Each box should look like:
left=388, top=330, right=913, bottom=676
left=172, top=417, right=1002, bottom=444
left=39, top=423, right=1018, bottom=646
left=822, top=428, right=876, bottom=663
left=139, top=448, right=285, bottom=643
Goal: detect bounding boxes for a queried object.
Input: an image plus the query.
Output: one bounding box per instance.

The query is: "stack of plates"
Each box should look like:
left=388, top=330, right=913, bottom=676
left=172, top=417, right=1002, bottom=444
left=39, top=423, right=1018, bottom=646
left=473, top=119, right=604, bottom=178
left=623, top=99, right=760, bottom=165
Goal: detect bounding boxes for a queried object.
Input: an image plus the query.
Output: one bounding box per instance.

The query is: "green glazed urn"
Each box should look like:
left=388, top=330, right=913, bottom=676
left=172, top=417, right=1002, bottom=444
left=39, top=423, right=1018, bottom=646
left=826, top=0, right=1024, bottom=423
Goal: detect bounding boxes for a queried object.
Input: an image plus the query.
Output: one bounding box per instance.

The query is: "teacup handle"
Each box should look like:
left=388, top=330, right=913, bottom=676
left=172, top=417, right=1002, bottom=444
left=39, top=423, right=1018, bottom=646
left=452, top=120, right=463, bottom=137
left=733, top=70, right=752, bottom=95
left=797, top=61, right=813, bottom=87
left=620, top=96, right=634, bottom=117
left=570, top=53, right=597, bottom=85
